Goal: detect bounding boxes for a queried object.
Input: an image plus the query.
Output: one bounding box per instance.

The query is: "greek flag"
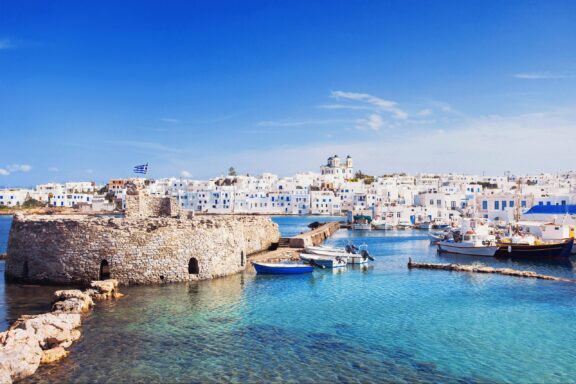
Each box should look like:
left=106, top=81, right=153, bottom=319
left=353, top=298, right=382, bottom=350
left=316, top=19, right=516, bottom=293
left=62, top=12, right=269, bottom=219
left=133, top=163, right=148, bottom=174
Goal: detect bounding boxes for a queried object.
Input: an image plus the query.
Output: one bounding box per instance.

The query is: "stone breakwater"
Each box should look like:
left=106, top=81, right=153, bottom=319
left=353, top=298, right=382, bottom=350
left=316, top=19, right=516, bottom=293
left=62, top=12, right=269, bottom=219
left=6, top=214, right=279, bottom=285
left=407, top=259, right=576, bottom=283
left=0, top=279, right=121, bottom=383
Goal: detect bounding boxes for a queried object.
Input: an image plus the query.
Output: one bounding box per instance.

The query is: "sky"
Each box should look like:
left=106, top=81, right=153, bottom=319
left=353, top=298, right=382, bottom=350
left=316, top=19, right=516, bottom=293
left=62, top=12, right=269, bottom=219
left=1, top=0, right=576, bottom=186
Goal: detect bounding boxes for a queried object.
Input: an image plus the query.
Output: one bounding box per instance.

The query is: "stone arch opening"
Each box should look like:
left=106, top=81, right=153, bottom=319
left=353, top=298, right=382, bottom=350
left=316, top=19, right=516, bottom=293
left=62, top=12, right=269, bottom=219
left=188, top=258, right=199, bottom=274
left=99, top=260, right=111, bottom=280
left=241, top=251, right=245, bottom=267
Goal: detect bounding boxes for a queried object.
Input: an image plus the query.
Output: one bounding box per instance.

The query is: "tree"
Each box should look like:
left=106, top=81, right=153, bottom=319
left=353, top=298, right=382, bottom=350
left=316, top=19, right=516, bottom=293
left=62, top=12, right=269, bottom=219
left=22, top=198, right=45, bottom=209
left=228, top=167, right=237, bottom=176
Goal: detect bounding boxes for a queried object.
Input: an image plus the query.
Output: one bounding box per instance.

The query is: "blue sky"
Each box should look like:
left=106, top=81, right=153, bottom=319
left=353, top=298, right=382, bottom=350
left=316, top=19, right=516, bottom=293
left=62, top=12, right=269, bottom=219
left=1, top=0, right=576, bottom=185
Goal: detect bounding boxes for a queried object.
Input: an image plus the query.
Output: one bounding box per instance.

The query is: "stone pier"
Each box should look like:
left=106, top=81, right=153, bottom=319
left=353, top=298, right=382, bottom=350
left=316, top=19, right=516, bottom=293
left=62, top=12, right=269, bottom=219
left=288, top=222, right=341, bottom=248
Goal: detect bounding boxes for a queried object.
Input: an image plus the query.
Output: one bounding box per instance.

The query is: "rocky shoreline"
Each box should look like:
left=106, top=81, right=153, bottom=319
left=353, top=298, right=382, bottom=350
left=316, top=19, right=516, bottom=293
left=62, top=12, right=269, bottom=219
left=0, top=279, right=123, bottom=383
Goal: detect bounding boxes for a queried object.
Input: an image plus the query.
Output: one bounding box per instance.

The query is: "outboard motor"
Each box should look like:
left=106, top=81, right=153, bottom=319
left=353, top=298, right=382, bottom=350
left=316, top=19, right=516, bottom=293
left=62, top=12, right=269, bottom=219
left=309, top=259, right=326, bottom=269
left=361, top=249, right=375, bottom=261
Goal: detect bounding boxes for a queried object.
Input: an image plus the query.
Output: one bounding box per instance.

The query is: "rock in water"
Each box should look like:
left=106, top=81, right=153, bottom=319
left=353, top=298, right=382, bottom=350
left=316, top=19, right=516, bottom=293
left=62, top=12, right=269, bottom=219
left=9, top=313, right=81, bottom=349
left=53, top=290, right=94, bottom=308
left=52, top=298, right=91, bottom=313
left=0, top=328, right=43, bottom=382
left=40, top=347, right=69, bottom=364
left=90, top=279, right=120, bottom=299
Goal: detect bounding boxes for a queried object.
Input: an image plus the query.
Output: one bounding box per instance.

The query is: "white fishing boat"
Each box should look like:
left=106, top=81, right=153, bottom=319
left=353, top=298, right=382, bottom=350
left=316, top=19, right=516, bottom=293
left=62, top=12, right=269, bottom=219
left=371, top=219, right=390, bottom=230
left=418, top=221, right=432, bottom=230
left=397, top=221, right=413, bottom=230
left=305, top=245, right=346, bottom=254
left=303, top=243, right=373, bottom=264
left=352, top=223, right=371, bottom=230
left=437, top=231, right=498, bottom=256
left=299, top=254, right=347, bottom=268
left=429, top=232, right=446, bottom=245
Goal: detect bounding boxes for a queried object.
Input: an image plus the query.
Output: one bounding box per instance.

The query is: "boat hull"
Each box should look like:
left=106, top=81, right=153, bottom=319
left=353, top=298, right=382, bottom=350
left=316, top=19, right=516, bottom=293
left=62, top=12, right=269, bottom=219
left=300, top=254, right=347, bottom=268
left=352, top=224, right=371, bottom=230
left=252, top=262, right=313, bottom=274
left=495, top=238, right=574, bottom=260
left=437, top=242, right=498, bottom=256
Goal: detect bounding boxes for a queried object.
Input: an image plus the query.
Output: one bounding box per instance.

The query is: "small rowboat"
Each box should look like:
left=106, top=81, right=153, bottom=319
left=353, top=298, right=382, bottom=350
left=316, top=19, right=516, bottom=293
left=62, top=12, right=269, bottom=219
left=252, top=261, right=313, bottom=274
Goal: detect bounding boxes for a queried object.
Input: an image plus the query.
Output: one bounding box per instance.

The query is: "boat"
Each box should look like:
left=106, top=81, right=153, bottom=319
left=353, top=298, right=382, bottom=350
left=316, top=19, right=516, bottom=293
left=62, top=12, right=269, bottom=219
left=351, top=222, right=371, bottom=230
left=397, top=221, right=413, bottom=230
left=351, top=215, right=372, bottom=230
left=437, top=231, right=498, bottom=256
left=299, top=254, right=347, bottom=268
left=252, top=261, right=313, bottom=274
left=495, top=238, right=574, bottom=260
left=305, top=245, right=346, bottom=254
left=418, top=221, right=433, bottom=230
left=371, top=218, right=391, bottom=230
left=303, top=243, right=373, bottom=264
left=429, top=232, right=446, bottom=245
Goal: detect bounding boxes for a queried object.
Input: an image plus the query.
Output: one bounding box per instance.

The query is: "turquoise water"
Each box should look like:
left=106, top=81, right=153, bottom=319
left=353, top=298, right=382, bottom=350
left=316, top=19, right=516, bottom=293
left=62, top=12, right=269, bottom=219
left=3, top=217, right=576, bottom=383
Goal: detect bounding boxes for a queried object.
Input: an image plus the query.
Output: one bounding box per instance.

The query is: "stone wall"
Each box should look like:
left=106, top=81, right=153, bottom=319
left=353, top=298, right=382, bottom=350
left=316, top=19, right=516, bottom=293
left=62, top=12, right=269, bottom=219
left=6, top=214, right=279, bottom=285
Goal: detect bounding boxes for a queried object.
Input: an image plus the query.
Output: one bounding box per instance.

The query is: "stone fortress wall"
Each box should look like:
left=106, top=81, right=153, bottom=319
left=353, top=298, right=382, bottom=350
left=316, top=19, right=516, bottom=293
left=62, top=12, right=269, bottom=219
left=5, top=182, right=280, bottom=285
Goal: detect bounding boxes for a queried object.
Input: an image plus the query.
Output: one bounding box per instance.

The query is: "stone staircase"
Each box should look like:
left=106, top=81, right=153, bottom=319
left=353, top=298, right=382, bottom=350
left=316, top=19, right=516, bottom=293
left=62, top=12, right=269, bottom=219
left=278, top=238, right=291, bottom=248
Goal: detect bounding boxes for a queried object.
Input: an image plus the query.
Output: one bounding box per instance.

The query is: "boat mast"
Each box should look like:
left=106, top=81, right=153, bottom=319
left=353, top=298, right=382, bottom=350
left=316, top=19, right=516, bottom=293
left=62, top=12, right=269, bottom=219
left=514, top=177, right=522, bottom=233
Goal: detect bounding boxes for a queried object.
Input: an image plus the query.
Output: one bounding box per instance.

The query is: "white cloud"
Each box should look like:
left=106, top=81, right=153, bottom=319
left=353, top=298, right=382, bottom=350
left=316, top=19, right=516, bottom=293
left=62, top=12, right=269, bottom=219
left=4, top=164, right=31, bottom=173
left=514, top=72, right=573, bottom=80
left=160, top=118, right=181, bottom=123
left=181, top=170, right=192, bottom=177
left=106, top=140, right=182, bottom=154
left=317, top=104, right=374, bottom=111
left=49, top=167, right=59, bottom=172
left=331, top=90, right=408, bottom=119
left=418, top=108, right=433, bottom=117
left=257, top=119, right=351, bottom=127
left=85, top=169, right=94, bottom=174
left=0, top=169, right=9, bottom=176
left=205, top=107, right=576, bottom=176
left=356, top=114, right=384, bottom=131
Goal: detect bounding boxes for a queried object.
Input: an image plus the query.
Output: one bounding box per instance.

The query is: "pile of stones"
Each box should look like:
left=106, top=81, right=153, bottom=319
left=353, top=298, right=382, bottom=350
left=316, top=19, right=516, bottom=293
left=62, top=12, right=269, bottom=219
left=0, top=279, right=122, bottom=383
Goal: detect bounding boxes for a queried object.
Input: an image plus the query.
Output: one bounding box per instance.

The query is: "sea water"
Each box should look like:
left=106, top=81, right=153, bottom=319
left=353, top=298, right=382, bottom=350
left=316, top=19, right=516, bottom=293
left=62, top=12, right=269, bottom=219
left=1, top=216, right=575, bottom=383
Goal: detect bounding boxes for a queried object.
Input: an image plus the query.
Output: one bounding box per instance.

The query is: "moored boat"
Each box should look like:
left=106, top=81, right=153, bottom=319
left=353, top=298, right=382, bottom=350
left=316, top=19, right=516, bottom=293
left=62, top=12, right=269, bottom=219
left=437, top=231, right=498, bottom=257
left=299, top=254, right=347, bottom=268
left=495, top=238, right=574, bottom=260
left=252, top=261, right=314, bottom=274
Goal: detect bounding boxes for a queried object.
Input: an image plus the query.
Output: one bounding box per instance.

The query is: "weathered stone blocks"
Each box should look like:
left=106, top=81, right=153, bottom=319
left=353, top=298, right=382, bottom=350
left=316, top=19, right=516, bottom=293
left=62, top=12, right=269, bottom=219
left=6, top=214, right=279, bottom=285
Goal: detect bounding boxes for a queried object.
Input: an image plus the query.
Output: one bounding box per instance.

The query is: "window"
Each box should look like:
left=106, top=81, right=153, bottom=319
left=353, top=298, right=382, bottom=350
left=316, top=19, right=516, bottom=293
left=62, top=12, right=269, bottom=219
left=482, top=200, right=488, bottom=210
left=494, top=201, right=499, bottom=210
left=502, top=201, right=507, bottom=210
left=521, top=200, right=527, bottom=208
left=509, top=201, right=514, bottom=208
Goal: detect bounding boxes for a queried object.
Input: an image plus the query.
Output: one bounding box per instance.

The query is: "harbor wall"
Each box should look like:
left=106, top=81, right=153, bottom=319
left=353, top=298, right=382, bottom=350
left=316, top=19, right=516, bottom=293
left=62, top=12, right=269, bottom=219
left=289, top=222, right=341, bottom=248
left=5, top=187, right=279, bottom=285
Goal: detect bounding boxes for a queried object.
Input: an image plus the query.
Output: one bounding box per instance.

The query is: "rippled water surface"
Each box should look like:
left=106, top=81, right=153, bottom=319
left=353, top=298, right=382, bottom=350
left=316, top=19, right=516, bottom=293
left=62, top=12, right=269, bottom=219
left=3, top=216, right=576, bottom=383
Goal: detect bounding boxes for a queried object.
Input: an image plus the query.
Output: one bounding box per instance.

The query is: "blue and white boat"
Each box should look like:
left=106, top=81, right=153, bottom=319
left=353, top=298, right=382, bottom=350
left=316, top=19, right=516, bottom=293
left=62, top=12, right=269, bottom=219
left=252, top=261, right=313, bottom=274
left=299, top=254, right=347, bottom=268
